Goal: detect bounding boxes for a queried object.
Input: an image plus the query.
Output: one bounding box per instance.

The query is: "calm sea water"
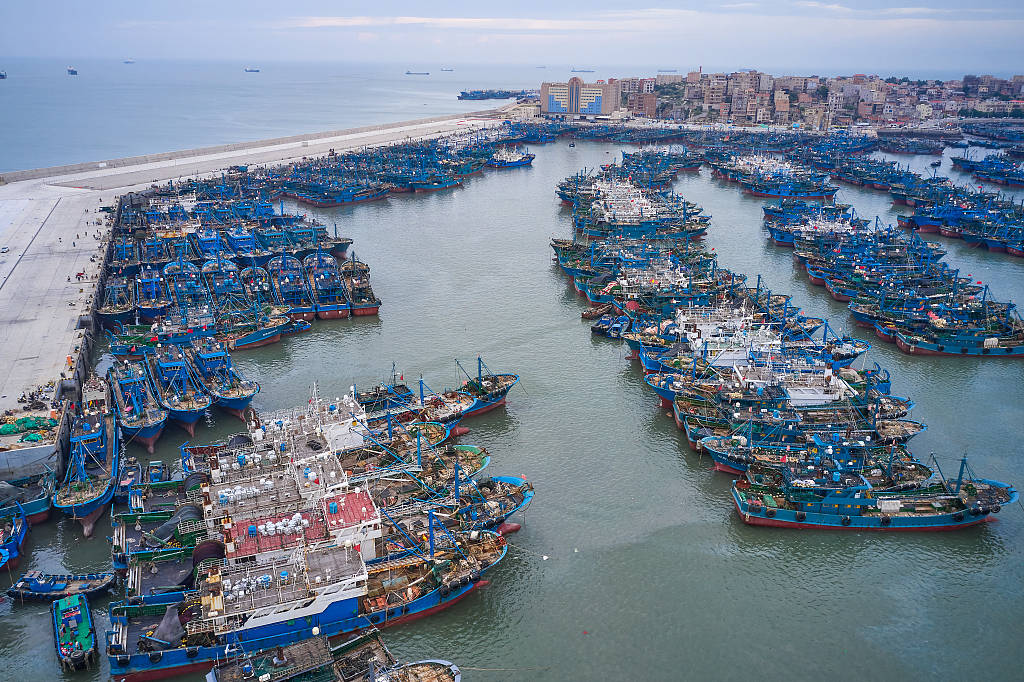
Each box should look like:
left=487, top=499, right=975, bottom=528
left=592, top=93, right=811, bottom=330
left=0, top=59, right=556, bottom=173
left=1, top=72, right=1023, bottom=680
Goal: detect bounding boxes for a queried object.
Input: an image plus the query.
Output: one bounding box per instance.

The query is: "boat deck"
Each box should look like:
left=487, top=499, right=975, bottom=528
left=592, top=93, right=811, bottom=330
left=214, top=637, right=334, bottom=682
left=204, top=547, right=364, bottom=618
left=127, top=559, right=194, bottom=597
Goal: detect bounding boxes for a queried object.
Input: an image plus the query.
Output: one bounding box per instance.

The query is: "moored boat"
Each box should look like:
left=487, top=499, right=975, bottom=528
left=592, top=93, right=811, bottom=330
left=8, top=570, right=117, bottom=601
left=53, top=379, right=120, bottom=537
left=53, top=593, right=98, bottom=671
left=0, top=468, right=57, bottom=525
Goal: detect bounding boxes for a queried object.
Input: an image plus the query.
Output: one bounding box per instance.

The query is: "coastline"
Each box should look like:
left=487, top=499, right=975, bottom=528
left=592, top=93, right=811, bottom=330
left=0, top=108, right=505, bottom=473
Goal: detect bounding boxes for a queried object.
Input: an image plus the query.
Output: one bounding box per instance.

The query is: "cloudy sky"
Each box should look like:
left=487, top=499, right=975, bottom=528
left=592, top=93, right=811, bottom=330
left=2, top=1, right=1022, bottom=75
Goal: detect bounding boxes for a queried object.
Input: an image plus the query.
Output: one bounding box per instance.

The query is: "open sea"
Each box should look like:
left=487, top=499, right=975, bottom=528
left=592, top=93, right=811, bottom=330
left=1, top=59, right=1023, bottom=681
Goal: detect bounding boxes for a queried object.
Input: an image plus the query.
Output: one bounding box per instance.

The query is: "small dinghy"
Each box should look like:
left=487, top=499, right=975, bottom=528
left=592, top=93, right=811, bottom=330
left=581, top=303, right=613, bottom=320
left=8, top=570, right=117, bottom=601
left=52, top=593, right=98, bottom=671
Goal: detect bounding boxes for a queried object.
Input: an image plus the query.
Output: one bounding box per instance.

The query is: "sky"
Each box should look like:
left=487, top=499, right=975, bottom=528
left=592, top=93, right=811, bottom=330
left=2, top=1, right=1022, bottom=76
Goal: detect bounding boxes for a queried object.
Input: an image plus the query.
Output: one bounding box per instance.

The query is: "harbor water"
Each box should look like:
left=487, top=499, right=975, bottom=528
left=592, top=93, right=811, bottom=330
left=1, top=139, right=1023, bottom=681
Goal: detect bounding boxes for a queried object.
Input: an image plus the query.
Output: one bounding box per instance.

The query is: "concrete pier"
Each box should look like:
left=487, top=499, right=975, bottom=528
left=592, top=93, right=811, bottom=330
left=0, top=110, right=501, bottom=474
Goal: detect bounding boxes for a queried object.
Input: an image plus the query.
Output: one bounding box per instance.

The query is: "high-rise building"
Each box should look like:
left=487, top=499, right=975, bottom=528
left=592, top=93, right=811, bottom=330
left=540, top=77, right=621, bottom=117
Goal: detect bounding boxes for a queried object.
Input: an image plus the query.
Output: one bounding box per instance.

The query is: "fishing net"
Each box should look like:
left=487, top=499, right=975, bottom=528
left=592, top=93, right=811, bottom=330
left=0, top=417, right=58, bottom=434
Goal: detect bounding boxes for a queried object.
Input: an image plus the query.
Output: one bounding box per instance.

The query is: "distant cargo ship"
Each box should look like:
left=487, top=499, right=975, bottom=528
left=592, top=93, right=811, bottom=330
left=66, top=67, right=78, bottom=75
left=406, top=70, right=430, bottom=75
left=123, top=59, right=136, bottom=64
left=658, top=69, right=677, bottom=73
left=0, top=71, right=6, bottom=80
left=440, top=67, right=454, bottom=72
left=243, top=67, right=260, bottom=72
left=570, top=68, right=594, bottom=73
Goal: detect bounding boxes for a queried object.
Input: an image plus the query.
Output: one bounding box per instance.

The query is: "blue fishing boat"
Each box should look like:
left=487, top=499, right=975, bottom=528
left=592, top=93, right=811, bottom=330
left=590, top=314, right=614, bottom=335
left=268, top=253, right=317, bottom=321
left=410, top=175, right=461, bottom=192
left=109, top=361, right=168, bottom=454
left=183, top=338, right=259, bottom=419
left=143, top=343, right=212, bottom=436
left=0, top=468, right=56, bottom=525
left=608, top=314, right=632, bottom=338
left=53, top=593, right=98, bottom=671
left=487, top=147, right=536, bottom=168
left=115, top=455, right=143, bottom=504
left=304, top=250, right=350, bottom=319
left=733, top=457, right=1018, bottom=531
left=454, top=357, right=519, bottom=418
left=134, top=266, right=172, bottom=322
left=8, top=570, right=116, bottom=601
left=0, top=503, right=28, bottom=571
left=97, top=275, right=137, bottom=328
left=53, top=377, right=120, bottom=537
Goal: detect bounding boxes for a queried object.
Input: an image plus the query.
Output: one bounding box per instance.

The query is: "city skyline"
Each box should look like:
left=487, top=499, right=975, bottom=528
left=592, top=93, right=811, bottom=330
left=2, top=1, right=1022, bottom=74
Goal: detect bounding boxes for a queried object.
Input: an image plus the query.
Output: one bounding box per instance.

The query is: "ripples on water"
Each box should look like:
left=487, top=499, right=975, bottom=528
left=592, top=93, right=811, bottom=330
left=4, top=141, right=1022, bottom=681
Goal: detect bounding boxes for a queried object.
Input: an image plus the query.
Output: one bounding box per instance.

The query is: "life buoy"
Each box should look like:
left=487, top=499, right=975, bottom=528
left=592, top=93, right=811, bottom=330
left=992, top=505, right=1001, bottom=513
left=149, top=652, right=163, bottom=663
left=186, top=647, right=198, bottom=658
left=795, top=511, right=806, bottom=521
left=840, top=516, right=851, bottom=526
left=765, top=508, right=776, bottom=518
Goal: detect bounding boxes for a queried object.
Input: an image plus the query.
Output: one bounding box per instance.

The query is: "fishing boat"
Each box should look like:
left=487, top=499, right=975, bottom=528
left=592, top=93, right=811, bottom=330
left=115, top=456, right=144, bottom=504
left=97, top=276, right=137, bottom=328
left=143, top=343, right=213, bottom=435
left=733, top=457, right=1017, bottom=531
left=67, top=66, right=78, bottom=75
left=0, top=468, right=57, bottom=524
left=355, top=364, right=414, bottom=412
left=409, top=175, right=461, bottom=192
left=8, top=570, right=117, bottom=601
left=451, top=357, right=519, bottom=418
left=304, top=251, right=351, bottom=319
left=52, top=593, right=98, bottom=671
left=109, top=361, right=168, bottom=454
left=204, top=631, right=460, bottom=682
left=53, top=378, right=120, bottom=537
left=243, top=67, right=260, bottom=73
left=487, top=147, right=536, bottom=168
left=184, top=338, right=260, bottom=419
left=135, top=266, right=172, bottom=322
left=0, top=504, right=28, bottom=571
left=268, top=253, right=317, bottom=321
left=340, top=257, right=381, bottom=316
left=405, top=70, right=429, bottom=75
